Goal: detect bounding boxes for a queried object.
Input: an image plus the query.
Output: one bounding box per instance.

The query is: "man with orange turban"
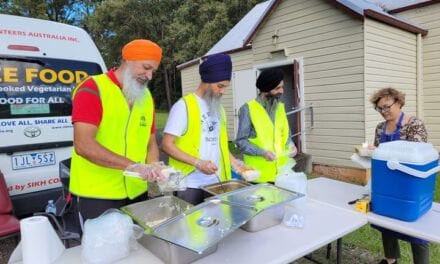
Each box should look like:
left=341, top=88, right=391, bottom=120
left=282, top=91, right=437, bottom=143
left=70, top=39, right=165, bottom=224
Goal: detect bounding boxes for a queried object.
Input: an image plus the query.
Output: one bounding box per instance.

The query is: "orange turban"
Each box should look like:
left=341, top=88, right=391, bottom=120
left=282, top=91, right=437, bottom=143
left=122, top=39, right=162, bottom=63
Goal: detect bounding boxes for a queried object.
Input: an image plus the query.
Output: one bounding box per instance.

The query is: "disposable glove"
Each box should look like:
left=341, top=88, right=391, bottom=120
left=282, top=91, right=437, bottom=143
left=125, top=163, right=165, bottom=182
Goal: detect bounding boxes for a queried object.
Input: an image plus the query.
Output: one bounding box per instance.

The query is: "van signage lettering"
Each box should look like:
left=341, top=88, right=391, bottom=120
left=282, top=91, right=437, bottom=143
left=18, top=120, right=32, bottom=125
left=0, top=96, right=65, bottom=105
left=0, top=28, right=79, bottom=43
left=0, top=66, right=88, bottom=84
left=8, top=177, right=61, bottom=193
left=0, top=117, right=70, bottom=128
left=0, top=120, right=16, bottom=126
left=0, top=97, right=23, bottom=104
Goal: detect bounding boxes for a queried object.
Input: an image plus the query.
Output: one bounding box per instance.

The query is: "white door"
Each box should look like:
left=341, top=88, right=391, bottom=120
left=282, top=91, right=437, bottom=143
left=232, top=69, right=258, bottom=139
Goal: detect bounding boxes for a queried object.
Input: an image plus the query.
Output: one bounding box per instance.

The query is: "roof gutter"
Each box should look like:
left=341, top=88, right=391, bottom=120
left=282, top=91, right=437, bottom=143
left=364, top=9, right=428, bottom=36
left=176, top=43, right=253, bottom=71
left=389, top=0, right=440, bottom=14
left=327, top=0, right=364, bottom=21
left=176, top=58, right=199, bottom=71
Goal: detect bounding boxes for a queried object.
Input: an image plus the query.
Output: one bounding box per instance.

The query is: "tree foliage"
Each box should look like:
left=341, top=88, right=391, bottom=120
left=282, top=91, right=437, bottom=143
left=1, top=0, right=265, bottom=109
left=0, top=0, right=102, bottom=24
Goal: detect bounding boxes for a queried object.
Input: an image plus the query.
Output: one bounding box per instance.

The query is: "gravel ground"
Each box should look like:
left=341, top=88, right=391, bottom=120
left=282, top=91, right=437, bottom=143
left=1, top=237, right=18, bottom=264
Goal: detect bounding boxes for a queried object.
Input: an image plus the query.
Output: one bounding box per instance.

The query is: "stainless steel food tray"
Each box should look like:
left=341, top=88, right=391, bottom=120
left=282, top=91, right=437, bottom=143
left=200, top=179, right=251, bottom=196
left=209, top=183, right=304, bottom=232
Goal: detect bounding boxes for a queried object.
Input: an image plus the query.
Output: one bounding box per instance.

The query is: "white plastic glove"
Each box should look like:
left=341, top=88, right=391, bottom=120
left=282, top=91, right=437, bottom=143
left=125, top=163, right=165, bottom=182
left=195, top=160, right=218, bottom=175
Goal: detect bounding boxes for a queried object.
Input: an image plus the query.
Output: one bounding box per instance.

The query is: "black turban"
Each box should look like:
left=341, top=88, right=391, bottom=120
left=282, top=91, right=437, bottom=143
left=199, top=53, right=232, bottom=83
left=256, top=68, right=284, bottom=92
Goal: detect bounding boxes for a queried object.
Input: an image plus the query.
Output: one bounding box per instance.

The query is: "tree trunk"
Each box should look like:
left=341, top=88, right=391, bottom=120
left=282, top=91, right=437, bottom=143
left=163, top=68, right=172, bottom=110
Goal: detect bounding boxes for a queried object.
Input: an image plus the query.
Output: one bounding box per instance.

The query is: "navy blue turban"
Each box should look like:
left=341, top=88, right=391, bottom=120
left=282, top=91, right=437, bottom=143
left=199, top=54, right=232, bottom=83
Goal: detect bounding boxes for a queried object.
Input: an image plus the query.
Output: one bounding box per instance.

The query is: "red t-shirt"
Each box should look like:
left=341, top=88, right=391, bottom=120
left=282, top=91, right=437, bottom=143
left=71, top=68, right=156, bottom=133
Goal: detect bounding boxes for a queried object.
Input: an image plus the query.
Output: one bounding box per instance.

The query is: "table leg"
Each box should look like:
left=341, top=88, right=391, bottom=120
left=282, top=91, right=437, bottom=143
left=303, top=254, right=321, bottom=264
left=336, top=238, right=342, bottom=264
left=326, top=243, right=332, bottom=259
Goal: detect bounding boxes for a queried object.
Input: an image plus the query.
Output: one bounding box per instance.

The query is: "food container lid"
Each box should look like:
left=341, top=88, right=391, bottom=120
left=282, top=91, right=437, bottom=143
left=121, top=196, right=193, bottom=233
left=372, top=140, right=439, bottom=164
left=152, top=199, right=257, bottom=254
left=211, top=183, right=303, bottom=212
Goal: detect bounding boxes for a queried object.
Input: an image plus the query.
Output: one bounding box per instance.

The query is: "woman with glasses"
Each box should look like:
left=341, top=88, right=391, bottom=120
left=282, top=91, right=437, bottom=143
left=370, top=87, right=428, bottom=264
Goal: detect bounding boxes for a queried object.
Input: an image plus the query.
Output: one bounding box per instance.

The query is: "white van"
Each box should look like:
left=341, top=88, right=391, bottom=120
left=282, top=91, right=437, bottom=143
left=0, top=14, right=107, bottom=216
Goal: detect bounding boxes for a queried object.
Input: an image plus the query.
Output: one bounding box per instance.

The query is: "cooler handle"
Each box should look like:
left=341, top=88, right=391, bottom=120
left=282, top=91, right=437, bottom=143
left=387, top=160, right=440, bottom=179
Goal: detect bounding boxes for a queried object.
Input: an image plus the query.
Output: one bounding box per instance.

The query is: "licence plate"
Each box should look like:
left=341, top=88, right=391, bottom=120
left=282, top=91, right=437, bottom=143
left=12, top=151, right=56, bottom=170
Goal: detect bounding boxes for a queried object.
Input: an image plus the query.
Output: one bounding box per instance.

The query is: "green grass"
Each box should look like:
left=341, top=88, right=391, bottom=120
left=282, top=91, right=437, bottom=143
left=155, top=111, right=169, bottom=130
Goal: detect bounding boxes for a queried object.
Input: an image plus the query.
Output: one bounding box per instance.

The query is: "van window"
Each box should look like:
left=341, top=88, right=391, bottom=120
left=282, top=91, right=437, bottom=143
left=0, top=57, right=103, bottom=119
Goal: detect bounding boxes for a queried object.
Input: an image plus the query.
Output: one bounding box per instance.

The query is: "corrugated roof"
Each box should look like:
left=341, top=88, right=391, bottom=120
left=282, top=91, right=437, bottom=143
left=341, top=0, right=430, bottom=13
left=340, top=0, right=427, bottom=30
left=205, top=0, right=276, bottom=56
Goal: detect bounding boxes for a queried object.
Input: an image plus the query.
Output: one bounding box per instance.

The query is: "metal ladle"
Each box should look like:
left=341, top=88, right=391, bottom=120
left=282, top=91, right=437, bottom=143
left=214, top=171, right=226, bottom=193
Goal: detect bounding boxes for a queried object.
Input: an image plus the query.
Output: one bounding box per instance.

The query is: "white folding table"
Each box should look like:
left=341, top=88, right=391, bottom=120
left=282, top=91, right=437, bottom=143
left=308, top=177, right=440, bottom=243
left=194, top=199, right=367, bottom=264
left=26, top=198, right=366, bottom=264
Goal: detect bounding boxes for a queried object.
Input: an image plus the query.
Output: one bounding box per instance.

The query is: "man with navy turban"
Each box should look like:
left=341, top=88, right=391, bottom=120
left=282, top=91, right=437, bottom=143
left=162, top=54, right=244, bottom=204
left=236, top=68, right=297, bottom=183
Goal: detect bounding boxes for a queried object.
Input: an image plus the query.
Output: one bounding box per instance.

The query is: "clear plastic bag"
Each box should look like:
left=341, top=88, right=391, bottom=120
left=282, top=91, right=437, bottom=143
left=283, top=198, right=306, bottom=229
left=81, top=209, right=143, bottom=264
left=275, top=158, right=307, bottom=196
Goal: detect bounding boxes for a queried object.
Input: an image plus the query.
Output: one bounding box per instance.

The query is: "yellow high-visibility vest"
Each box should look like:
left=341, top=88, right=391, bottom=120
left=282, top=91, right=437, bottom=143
left=168, top=93, right=231, bottom=181
left=243, top=100, right=289, bottom=182
left=69, top=73, right=154, bottom=199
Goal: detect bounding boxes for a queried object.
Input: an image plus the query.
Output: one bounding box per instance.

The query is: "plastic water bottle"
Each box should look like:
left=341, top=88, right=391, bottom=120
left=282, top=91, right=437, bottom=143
left=45, top=200, right=56, bottom=215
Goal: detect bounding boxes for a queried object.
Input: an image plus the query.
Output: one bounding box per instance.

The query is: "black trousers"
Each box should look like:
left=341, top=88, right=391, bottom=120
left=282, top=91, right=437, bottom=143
left=382, top=231, right=429, bottom=264
left=77, top=192, right=149, bottom=225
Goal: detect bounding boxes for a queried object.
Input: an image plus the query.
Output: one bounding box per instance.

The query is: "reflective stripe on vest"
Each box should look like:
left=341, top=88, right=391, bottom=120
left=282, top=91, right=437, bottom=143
left=243, top=100, right=289, bottom=182
left=168, top=93, right=231, bottom=181
left=69, top=74, right=154, bottom=199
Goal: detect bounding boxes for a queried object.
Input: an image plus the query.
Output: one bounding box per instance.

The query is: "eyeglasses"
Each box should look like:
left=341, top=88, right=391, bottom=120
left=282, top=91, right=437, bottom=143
left=375, top=101, right=396, bottom=113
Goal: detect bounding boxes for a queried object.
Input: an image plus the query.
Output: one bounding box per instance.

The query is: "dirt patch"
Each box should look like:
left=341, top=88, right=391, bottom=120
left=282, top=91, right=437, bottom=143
left=0, top=237, right=18, bottom=264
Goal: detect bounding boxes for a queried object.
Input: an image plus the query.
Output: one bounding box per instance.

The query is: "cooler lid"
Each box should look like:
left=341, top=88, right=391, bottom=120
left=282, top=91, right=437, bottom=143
left=151, top=199, right=256, bottom=254
left=372, top=140, right=439, bottom=164
left=211, top=183, right=303, bottom=212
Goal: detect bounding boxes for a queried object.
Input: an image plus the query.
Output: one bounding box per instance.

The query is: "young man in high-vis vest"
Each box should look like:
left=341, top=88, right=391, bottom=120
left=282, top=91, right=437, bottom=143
left=162, top=54, right=244, bottom=205
left=70, top=39, right=165, bottom=223
left=236, top=68, right=297, bottom=183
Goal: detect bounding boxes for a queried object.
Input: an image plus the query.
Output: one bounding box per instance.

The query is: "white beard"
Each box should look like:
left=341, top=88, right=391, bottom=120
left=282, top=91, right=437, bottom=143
left=122, top=66, right=147, bottom=103
left=204, top=87, right=222, bottom=119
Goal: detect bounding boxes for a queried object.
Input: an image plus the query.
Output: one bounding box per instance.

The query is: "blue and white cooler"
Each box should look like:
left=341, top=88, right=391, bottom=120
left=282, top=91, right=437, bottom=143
left=371, top=140, right=439, bottom=221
